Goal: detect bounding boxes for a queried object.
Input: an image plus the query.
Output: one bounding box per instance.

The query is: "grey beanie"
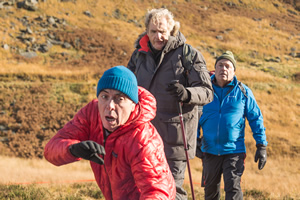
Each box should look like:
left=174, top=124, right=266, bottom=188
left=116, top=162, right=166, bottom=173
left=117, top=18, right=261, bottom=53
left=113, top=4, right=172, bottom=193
left=215, top=51, right=236, bottom=70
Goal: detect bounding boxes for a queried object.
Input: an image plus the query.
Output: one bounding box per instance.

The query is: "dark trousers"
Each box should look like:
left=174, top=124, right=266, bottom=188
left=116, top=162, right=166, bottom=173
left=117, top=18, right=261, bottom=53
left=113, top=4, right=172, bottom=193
left=202, top=153, right=246, bottom=200
left=167, top=159, right=188, bottom=200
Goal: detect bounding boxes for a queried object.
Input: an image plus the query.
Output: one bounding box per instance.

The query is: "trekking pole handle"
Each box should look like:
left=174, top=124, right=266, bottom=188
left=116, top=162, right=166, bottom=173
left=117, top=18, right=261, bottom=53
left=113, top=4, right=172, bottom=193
left=169, top=80, right=184, bottom=114
left=177, top=101, right=182, bottom=115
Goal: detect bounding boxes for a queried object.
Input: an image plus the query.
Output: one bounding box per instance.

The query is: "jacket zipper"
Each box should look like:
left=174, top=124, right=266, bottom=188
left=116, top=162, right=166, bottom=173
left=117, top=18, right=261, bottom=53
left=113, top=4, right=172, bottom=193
left=103, top=133, right=113, bottom=199
left=217, top=85, right=237, bottom=156
left=216, top=93, right=221, bottom=156
left=104, top=164, right=113, bottom=199
left=149, top=51, right=164, bottom=89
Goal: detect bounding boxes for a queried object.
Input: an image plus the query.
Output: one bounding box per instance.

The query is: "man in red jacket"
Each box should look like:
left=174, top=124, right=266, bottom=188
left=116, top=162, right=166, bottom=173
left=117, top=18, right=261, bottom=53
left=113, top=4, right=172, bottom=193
left=44, top=65, right=176, bottom=200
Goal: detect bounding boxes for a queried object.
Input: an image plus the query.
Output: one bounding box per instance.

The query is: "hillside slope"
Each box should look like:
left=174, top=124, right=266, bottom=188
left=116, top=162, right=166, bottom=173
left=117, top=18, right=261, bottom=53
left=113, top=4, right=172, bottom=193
left=0, top=0, right=299, bottom=199
left=0, top=0, right=299, bottom=74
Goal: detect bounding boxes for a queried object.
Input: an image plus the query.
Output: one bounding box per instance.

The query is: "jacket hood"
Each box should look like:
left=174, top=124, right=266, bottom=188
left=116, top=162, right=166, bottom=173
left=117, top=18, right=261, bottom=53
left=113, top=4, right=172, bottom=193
left=134, top=32, right=147, bottom=49
left=165, top=31, right=186, bottom=52
left=134, top=31, right=186, bottom=54
left=129, top=86, right=157, bottom=124
left=134, top=22, right=181, bottom=49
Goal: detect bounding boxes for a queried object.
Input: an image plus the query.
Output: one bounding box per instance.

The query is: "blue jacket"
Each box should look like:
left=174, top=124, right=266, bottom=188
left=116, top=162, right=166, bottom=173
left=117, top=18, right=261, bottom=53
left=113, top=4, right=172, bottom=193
left=198, top=75, right=268, bottom=155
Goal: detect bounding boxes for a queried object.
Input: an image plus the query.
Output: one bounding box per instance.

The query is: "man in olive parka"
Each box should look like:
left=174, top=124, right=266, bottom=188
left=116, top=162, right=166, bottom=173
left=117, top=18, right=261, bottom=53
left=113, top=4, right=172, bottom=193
left=127, top=8, right=213, bottom=200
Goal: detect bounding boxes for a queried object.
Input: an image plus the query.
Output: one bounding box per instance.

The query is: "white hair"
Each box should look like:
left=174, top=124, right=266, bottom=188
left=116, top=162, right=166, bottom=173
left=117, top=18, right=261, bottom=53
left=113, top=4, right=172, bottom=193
left=144, top=8, right=180, bottom=36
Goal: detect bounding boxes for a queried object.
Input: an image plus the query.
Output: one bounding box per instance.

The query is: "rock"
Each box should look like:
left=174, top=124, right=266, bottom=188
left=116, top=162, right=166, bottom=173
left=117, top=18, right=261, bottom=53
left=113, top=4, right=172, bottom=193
left=253, top=18, right=262, bottom=21
left=210, top=51, right=217, bottom=57
left=20, top=51, right=37, bottom=58
left=127, top=19, right=142, bottom=27
left=225, top=28, right=233, bottom=32
left=0, top=0, right=15, bottom=9
left=31, top=43, right=39, bottom=52
left=47, top=33, right=55, bottom=40
left=62, top=42, right=71, bottom=49
left=225, top=1, right=236, bottom=7
left=47, top=16, right=56, bottom=24
left=27, top=36, right=35, bottom=43
left=290, top=52, right=300, bottom=58
left=0, top=125, right=6, bottom=131
left=250, top=62, right=263, bottom=67
left=34, top=15, right=44, bottom=21
left=23, top=0, right=38, bottom=11
left=0, top=137, right=9, bottom=142
left=57, top=18, right=66, bottom=25
left=83, top=10, right=93, bottom=17
left=26, top=26, right=33, bottom=34
left=38, top=43, right=50, bottom=53
left=39, top=21, right=49, bottom=28
left=47, top=38, right=62, bottom=45
left=216, top=35, right=223, bottom=40
left=265, top=57, right=281, bottom=63
left=287, top=9, right=297, bottom=15
left=2, top=44, right=9, bottom=50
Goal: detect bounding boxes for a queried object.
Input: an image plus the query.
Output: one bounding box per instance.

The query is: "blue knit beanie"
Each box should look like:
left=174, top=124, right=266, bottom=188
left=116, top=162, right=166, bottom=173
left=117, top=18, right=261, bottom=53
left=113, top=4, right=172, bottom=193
left=96, top=66, right=138, bottom=103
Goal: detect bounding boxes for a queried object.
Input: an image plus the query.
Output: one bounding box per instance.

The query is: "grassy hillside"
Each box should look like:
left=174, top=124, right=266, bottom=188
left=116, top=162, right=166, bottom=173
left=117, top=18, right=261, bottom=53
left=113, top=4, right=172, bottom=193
left=0, top=0, right=299, bottom=199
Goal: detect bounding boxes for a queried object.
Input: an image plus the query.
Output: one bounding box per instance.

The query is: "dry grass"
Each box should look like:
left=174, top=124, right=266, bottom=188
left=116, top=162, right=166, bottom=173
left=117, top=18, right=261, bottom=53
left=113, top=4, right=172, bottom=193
left=187, top=146, right=300, bottom=199
left=0, top=155, right=94, bottom=184
left=1, top=154, right=299, bottom=199
left=245, top=156, right=300, bottom=198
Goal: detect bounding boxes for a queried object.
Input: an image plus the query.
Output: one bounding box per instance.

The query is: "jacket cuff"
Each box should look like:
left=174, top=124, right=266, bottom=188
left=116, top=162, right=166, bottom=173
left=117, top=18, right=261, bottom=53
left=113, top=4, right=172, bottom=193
left=183, top=90, right=191, bottom=103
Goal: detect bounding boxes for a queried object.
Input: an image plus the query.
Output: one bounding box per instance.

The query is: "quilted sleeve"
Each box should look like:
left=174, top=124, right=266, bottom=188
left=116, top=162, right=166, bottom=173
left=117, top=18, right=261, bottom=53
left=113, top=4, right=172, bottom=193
left=44, top=101, right=97, bottom=166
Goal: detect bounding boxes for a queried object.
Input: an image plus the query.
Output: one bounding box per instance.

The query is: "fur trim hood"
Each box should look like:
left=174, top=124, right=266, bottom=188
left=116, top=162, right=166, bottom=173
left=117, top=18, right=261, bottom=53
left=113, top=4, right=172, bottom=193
left=134, top=22, right=180, bottom=48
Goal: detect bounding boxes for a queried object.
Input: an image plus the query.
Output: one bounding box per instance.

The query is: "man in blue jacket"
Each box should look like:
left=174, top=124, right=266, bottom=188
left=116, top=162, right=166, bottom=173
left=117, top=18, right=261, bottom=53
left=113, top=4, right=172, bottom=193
left=197, top=51, right=268, bottom=200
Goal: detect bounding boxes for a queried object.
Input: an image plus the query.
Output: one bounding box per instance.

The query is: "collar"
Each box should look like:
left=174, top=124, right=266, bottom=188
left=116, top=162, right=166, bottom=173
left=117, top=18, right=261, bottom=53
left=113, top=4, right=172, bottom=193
left=212, top=75, right=236, bottom=88
left=138, top=34, right=150, bottom=52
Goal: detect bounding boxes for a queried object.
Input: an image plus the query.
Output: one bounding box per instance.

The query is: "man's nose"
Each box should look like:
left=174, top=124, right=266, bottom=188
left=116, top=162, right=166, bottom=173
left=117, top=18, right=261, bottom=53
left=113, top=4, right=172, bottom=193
left=156, top=32, right=162, bottom=39
left=107, top=99, right=116, bottom=110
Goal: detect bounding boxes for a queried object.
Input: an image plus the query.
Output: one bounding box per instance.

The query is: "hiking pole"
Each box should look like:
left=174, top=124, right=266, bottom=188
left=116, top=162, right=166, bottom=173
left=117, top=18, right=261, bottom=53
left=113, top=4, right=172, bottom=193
left=176, top=99, right=196, bottom=200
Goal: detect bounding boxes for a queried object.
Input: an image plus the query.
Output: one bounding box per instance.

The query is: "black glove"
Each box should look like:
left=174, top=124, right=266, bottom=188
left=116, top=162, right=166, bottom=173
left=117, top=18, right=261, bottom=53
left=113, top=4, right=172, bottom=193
left=196, top=137, right=204, bottom=159
left=166, top=81, right=190, bottom=102
left=255, top=144, right=267, bottom=170
left=69, top=140, right=105, bottom=165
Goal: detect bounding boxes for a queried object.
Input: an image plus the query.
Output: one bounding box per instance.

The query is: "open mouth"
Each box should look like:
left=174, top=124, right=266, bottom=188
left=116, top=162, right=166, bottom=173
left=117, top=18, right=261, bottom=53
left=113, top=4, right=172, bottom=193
left=105, top=116, right=116, bottom=122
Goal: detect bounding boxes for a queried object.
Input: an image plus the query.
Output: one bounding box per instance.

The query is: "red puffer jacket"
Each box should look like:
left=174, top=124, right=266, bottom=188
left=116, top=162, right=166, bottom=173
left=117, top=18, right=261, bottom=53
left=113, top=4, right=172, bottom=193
left=44, top=86, right=176, bottom=200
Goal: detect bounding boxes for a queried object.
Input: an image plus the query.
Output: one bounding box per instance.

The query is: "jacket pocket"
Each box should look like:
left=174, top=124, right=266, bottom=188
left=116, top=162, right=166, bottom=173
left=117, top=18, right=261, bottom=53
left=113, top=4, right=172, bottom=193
left=156, top=112, right=194, bottom=146
left=226, top=117, right=245, bottom=142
